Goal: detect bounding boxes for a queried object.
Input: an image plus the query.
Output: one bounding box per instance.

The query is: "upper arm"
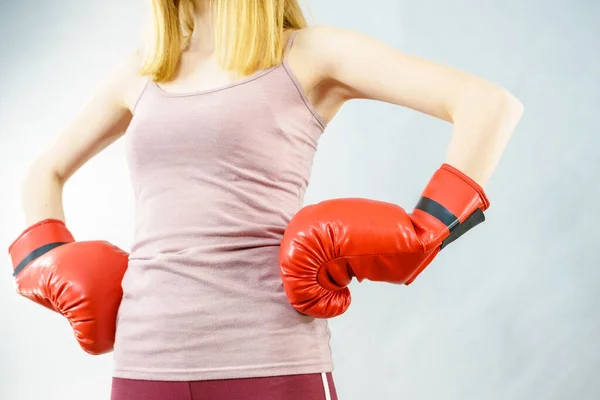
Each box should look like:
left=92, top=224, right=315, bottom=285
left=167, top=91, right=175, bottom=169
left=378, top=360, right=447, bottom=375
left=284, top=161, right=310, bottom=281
left=32, top=51, right=145, bottom=183
left=305, top=26, right=520, bottom=123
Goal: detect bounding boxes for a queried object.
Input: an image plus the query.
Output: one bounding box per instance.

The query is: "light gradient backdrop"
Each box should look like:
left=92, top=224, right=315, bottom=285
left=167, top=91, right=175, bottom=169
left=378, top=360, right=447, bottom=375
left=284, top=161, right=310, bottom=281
left=1, top=1, right=598, bottom=399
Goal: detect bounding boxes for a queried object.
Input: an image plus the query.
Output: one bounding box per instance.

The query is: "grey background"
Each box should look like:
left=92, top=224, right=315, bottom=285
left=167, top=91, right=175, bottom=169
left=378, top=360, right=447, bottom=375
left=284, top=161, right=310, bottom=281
left=1, top=0, right=598, bottom=399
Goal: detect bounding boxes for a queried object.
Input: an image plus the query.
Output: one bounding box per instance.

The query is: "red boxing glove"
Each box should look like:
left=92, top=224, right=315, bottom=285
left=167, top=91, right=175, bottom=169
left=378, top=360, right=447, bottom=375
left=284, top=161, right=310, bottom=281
left=9, top=219, right=129, bottom=355
left=280, top=164, right=490, bottom=318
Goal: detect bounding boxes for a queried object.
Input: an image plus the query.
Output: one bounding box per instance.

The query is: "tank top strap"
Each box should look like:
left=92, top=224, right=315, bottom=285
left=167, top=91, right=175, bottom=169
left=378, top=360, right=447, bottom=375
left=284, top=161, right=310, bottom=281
left=283, top=30, right=300, bottom=60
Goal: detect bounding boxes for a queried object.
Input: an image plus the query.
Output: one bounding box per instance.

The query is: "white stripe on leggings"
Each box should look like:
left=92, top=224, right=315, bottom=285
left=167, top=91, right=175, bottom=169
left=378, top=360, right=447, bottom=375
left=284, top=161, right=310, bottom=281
left=321, top=372, right=332, bottom=400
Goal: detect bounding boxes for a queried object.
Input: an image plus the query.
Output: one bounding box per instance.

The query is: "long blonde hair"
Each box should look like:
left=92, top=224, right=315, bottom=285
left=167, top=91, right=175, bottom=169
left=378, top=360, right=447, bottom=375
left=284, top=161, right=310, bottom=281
left=141, top=0, right=309, bottom=82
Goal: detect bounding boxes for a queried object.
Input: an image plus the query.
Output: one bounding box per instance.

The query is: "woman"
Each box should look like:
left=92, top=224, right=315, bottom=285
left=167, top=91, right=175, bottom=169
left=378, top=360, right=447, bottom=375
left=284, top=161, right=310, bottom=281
left=13, top=0, right=523, bottom=399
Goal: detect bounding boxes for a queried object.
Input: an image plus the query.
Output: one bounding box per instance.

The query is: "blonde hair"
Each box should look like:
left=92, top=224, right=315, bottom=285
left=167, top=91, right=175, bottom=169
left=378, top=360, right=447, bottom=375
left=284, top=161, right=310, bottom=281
left=141, top=0, right=309, bottom=82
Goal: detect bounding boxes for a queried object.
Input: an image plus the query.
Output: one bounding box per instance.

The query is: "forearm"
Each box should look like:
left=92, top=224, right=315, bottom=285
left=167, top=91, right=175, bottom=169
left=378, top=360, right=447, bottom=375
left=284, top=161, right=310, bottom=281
left=21, top=162, right=67, bottom=225
left=444, top=86, right=524, bottom=187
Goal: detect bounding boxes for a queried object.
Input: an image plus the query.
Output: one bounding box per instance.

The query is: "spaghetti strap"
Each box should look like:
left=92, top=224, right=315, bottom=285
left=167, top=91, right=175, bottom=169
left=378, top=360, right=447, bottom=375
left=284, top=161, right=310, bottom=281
left=283, top=30, right=299, bottom=59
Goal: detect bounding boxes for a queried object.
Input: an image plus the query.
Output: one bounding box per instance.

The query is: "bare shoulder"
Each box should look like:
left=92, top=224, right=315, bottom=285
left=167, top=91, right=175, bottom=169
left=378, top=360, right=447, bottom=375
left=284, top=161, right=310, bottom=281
left=284, top=25, right=371, bottom=121
left=290, top=26, right=343, bottom=77
left=91, top=49, right=148, bottom=114
left=113, top=50, right=149, bottom=113
left=291, top=25, right=365, bottom=77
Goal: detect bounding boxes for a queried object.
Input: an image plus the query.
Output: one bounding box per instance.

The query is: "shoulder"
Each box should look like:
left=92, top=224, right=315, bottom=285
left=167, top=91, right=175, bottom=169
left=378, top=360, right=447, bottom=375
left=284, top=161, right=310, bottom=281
left=99, top=49, right=148, bottom=113
left=289, top=25, right=364, bottom=77
left=118, top=50, right=149, bottom=112
left=282, top=26, right=369, bottom=122
left=292, top=25, right=353, bottom=52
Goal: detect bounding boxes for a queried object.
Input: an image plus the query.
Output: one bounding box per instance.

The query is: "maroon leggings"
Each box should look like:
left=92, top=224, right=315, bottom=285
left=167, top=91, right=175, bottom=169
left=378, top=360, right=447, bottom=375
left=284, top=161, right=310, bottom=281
left=111, top=373, right=338, bottom=400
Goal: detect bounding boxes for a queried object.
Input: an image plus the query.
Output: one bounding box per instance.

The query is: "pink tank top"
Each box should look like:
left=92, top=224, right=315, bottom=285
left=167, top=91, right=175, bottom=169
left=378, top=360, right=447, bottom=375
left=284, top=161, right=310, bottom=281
left=113, top=32, right=333, bottom=381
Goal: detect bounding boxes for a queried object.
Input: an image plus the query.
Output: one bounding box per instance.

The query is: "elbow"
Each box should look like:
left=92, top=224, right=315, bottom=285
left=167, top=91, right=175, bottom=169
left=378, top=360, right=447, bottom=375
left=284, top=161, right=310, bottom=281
left=496, top=87, right=524, bottom=120
left=22, top=159, right=63, bottom=194
left=483, top=84, right=524, bottom=122
left=454, top=83, right=524, bottom=123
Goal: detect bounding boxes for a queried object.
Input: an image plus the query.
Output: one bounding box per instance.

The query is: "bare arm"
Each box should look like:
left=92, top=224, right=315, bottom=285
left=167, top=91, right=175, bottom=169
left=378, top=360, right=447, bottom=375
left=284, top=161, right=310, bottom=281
left=22, top=53, right=143, bottom=225
left=303, top=26, right=524, bottom=187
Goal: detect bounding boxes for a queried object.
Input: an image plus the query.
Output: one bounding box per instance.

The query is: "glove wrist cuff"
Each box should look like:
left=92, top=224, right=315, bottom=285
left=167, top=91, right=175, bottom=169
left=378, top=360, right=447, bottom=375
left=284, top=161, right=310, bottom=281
left=412, top=164, right=490, bottom=250
left=9, top=219, right=75, bottom=274
left=440, top=163, right=490, bottom=210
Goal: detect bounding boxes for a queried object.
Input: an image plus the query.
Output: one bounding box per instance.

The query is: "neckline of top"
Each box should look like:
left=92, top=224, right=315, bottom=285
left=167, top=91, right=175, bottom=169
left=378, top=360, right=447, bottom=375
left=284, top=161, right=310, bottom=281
left=152, top=64, right=282, bottom=98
